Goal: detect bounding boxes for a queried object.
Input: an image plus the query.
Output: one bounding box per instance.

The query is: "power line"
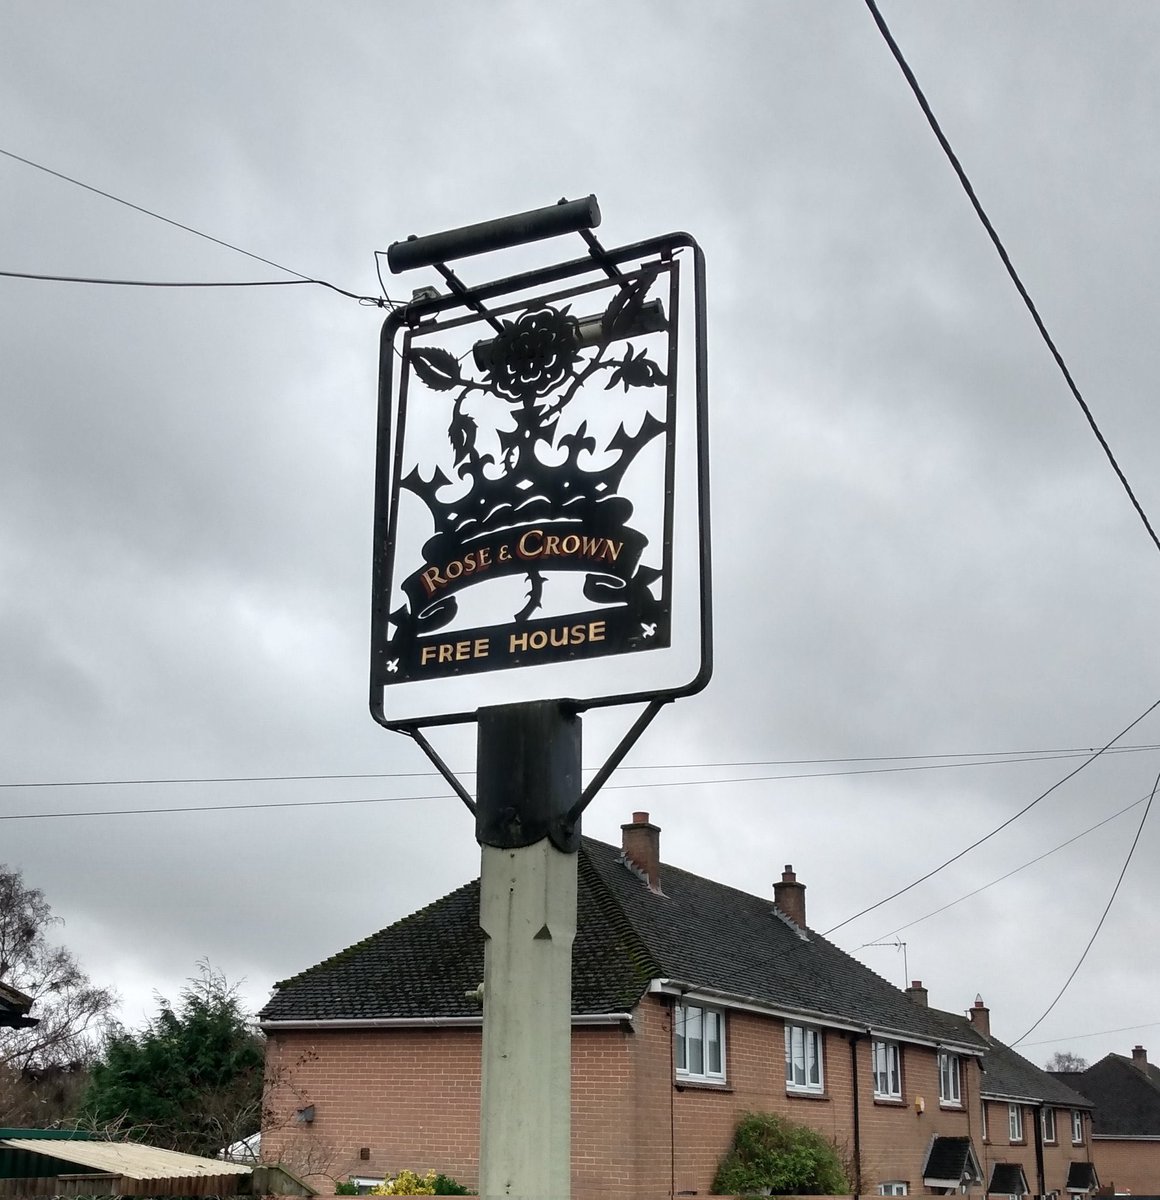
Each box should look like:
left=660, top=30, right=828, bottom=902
left=1011, top=765, right=1159, bottom=1046
left=861, top=790, right=1149, bottom=945
left=4, top=743, right=1158, bottom=793
left=0, top=791, right=450, bottom=822
left=0, top=269, right=382, bottom=304
left=1, top=146, right=311, bottom=281
left=862, top=0, right=1160, bottom=558
left=822, top=696, right=1160, bottom=937
left=0, top=147, right=394, bottom=307
left=1019, top=1020, right=1160, bottom=1049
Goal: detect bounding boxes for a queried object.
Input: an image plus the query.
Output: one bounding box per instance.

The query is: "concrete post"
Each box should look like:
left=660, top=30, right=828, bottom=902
left=475, top=701, right=581, bottom=1200
left=478, top=841, right=577, bottom=1199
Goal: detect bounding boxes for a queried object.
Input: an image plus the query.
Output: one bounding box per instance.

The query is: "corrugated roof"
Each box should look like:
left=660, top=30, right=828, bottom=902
left=0, top=1139, right=252, bottom=1180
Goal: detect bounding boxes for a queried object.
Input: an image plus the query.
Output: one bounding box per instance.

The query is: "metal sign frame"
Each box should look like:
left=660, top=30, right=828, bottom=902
left=370, top=230, right=711, bottom=733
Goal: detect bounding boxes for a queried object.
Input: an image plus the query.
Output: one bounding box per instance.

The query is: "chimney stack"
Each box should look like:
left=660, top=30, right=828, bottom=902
left=1132, top=1045, right=1149, bottom=1070
left=969, top=994, right=991, bottom=1037
left=773, top=865, right=807, bottom=928
left=906, top=980, right=929, bottom=1008
left=621, top=811, right=661, bottom=892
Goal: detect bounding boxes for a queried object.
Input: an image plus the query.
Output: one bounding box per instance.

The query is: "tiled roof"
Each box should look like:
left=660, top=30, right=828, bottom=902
left=261, top=837, right=985, bottom=1053
left=988, top=1162, right=1028, bottom=1194
left=923, top=1136, right=980, bottom=1187
left=1055, top=1055, right=1160, bottom=1137
left=261, top=848, right=654, bottom=1022
left=1066, top=1161, right=1099, bottom=1191
left=975, top=1034, right=1092, bottom=1107
left=580, top=838, right=986, bottom=1049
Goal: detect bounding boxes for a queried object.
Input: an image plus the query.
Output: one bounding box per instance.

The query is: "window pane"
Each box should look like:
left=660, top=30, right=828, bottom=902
left=808, top=1030, right=821, bottom=1086
left=675, top=1004, right=687, bottom=1071
left=687, top=1005, right=704, bottom=1076
left=706, top=1010, right=722, bottom=1075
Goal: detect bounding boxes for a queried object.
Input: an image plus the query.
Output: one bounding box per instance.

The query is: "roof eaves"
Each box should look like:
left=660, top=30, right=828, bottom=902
left=261, top=1012, right=633, bottom=1031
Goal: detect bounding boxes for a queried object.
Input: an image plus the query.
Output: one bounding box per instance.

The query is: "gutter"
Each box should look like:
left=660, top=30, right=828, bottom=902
left=261, top=1013, right=633, bottom=1032
left=647, top=979, right=983, bottom=1056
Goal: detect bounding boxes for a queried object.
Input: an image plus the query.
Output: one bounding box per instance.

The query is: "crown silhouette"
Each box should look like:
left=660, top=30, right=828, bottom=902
left=391, top=267, right=671, bottom=634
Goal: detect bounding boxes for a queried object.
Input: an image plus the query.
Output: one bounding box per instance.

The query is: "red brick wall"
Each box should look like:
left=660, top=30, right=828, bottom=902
left=262, top=1001, right=990, bottom=1198
left=976, top=1099, right=1096, bottom=1197
left=1090, top=1137, right=1160, bottom=1195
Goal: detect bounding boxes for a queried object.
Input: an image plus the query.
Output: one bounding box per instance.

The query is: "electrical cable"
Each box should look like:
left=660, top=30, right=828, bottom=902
left=1011, top=765, right=1159, bottom=1046
left=862, top=0, right=1160, bottom=557
left=822, top=695, right=1160, bottom=936
left=0, top=147, right=396, bottom=307
left=1, top=146, right=311, bottom=281
left=859, top=790, right=1150, bottom=945
left=1019, top=1020, right=1160, bottom=1049
left=0, top=791, right=451, bottom=822
left=5, top=742, right=1159, bottom=793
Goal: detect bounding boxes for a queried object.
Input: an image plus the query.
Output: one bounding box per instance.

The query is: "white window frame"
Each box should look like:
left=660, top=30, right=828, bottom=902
left=982, top=1100, right=989, bottom=1142
left=1071, top=1110, right=1084, bottom=1144
left=785, top=1022, right=824, bottom=1093
left=1009, top=1103, right=1024, bottom=1142
left=879, top=1183, right=908, bottom=1195
left=872, top=1039, right=902, bottom=1099
left=1042, top=1107, right=1056, bottom=1143
left=674, top=1000, right=725, bottom=1083
left=938, top=1051, right=962, bottom=1106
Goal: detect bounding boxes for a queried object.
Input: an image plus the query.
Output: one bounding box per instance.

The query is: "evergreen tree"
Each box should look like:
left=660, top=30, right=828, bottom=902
left=82, top=965, right=264, bottom=1158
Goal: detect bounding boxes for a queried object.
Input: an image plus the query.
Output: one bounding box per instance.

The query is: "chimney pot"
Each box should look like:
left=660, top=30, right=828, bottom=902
left=906, top=980, right=929, bottom=1008
left=969, top=995, right=991, bottom=1037
left=621, top=812, right=661, bottom=891
left=773, top=864, right=807, bottom=927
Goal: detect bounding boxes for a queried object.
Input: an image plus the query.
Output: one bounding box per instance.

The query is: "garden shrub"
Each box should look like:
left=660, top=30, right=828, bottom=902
left=712, top=1111, right=850, bottom=1196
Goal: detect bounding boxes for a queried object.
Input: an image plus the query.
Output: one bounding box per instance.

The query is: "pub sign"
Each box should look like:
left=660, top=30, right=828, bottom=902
left=371, top=224, right=710, bottom=728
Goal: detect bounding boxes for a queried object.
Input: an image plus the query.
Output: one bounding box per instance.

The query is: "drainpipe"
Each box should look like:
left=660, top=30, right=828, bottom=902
left=850, top=1033, right=864, bottom=1198
left=1033, top=1105, right=1046, bottom=1199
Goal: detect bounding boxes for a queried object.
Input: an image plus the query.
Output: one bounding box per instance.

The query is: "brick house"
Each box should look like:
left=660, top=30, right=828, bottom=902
left=963, top=999, right=1096, bottom=1199
left=260, top=813, right=1085, bottom=1199
left=1053, top=1047, right=1160, bottom=1195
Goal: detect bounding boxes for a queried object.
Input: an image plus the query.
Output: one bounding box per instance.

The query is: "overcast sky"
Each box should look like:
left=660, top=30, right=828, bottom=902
left=3, top=1, right=1159, bottom=1071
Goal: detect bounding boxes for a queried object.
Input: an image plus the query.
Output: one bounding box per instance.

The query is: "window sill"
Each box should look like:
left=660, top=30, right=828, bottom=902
left=786, top=1088, right=830, bottom=1102
left=1009, top=1140, right=1027, bottom=1147
left=939, top=1102, right=964, bottom=1111
left=873, top=1096, right=905, bottom=1107
left=675, top=1078, right=731, bottom=1093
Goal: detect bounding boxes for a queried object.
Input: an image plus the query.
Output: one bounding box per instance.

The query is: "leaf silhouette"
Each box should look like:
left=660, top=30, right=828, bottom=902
left=448, top=411, right=477, bottom=462
left=601, top=265, right=660, bottom=343
left=411, top=346, right=463, bottom=392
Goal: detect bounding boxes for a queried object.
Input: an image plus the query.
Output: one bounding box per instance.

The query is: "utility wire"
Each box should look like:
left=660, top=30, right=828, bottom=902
left=0, top=147, right=391, bottom=306
left=0, top=792, right=451, bottom=822
left=822, top=696, right=1160, bottom=936
left=0, top=146, right=311, bottom=281
left=863, top=0, right=1160, bottom=557
left=5, top=743, right=1159, bottom=792
left=1019, top=1020, right=1160, bottom=1049
left=860, top=790, right=1149, bottom=945
left=5, top=735, right=1159, bottom=826
left=0, top=269, right=372, bottom=302
left=1011, top=765, right=1159, bottom=1046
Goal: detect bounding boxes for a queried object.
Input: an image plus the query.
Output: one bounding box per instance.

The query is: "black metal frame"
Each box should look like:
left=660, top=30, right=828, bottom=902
left=368, top=205, right=711, bottom=824
left=370, top=231, right=711, bottom=731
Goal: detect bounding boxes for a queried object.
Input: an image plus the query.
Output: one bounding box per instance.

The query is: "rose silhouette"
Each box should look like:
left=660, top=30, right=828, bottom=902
left=482, top=305, right=581, bottom=403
